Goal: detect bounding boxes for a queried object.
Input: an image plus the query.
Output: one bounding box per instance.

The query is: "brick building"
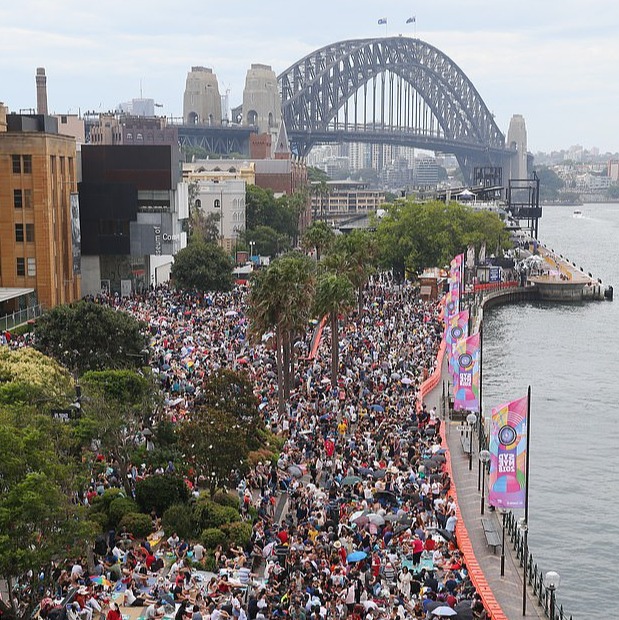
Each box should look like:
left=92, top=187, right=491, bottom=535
left=0, top=105, right=80, bottom=310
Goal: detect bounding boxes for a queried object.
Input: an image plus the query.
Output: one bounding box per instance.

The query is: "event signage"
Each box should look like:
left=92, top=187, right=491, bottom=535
left=446, top=310, right=469, bottom=373
left=452, top=333, right=480, bottom=412
left=488, top=395, right=528, bottom=509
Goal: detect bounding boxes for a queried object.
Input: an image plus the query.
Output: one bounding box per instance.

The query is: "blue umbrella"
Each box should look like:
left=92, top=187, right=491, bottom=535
left=347, top=551, right=367, bottom=563
left=370, top=404, right=384, bottom=412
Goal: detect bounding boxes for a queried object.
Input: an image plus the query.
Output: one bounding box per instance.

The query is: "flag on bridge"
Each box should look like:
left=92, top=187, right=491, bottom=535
left=452, top=332, right=480, bottom=412
left=378, top=18, right=387, bottom=24
left=406, top=16, right=416, bottom=23
left=488, top=394, right=529, bottom=509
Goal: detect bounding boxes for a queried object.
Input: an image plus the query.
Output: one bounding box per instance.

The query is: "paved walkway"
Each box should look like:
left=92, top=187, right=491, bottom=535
left=423, top=358, right=546, bottom=619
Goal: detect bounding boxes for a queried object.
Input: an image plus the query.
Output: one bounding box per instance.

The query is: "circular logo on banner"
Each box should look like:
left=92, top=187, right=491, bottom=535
left=451, top=326, right=463, bottom=339
left=498, top=424, right=518, bottom=447
left=458, top=353, right=473, bottom=369
left=447, top=302, right=455, bottom=313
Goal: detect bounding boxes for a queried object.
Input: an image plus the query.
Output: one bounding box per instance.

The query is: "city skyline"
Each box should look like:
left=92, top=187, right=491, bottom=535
left=2, top=0, right=619, bottom=154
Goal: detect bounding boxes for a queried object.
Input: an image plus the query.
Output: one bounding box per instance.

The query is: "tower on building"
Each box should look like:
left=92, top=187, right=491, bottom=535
left=242, top=64, right=281, bottom=135
left=36, top=67, right=48, bottom=115
left=183, top=67, right=222, bottom=125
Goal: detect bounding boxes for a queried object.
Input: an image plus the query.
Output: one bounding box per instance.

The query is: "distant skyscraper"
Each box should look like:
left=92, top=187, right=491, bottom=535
left=507, top=114, right=528, bottom=180
left=183, top=67, right=222, bottom=125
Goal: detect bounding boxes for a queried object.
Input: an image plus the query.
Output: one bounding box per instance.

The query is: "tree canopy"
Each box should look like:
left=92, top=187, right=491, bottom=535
left=171, top=241, right=234, bottom=293
left=244, top=185, right=306, bottom=255
left=33, top=301, right=148, bottom=375
left=375, top=200, right=508, bottom=278
left=247, top=252, right=316, bottom=411
left=178, top=369, right=261, bottom=497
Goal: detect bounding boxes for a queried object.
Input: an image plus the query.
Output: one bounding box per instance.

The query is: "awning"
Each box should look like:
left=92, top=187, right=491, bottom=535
left=0, top=288, right=35, bottom=304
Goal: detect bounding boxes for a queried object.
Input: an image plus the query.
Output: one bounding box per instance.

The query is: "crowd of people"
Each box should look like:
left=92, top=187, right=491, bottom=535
left=19, top=275, right=489, bottom=620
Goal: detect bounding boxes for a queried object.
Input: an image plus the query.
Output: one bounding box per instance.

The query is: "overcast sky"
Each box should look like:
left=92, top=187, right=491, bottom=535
left=2, top=0, right=618, bottom=154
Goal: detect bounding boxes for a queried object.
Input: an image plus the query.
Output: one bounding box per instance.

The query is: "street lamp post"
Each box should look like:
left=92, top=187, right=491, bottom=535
left=545, top=571, right=560, bottom=620
left=466, top=412, right=477, bottom=471
left=249, top=240, right=256, bottom=258
left=518, top=517, right=529, bottom=616
left=498, top=508, right=507, bottom=576
left=479, top=449, right=491, bottom=515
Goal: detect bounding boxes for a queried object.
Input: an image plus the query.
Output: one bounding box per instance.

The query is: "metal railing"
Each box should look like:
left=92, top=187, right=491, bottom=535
left=504, top=510, right=573, bottom=620
left=0, top=305, right=44, bottom=332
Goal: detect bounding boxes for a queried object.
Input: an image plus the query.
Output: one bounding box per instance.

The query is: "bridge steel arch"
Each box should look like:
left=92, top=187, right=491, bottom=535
left=278, top=37, right=513, bottom=182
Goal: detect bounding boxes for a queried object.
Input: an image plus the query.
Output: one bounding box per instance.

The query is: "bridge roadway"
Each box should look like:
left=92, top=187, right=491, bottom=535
left=423, top=359, right=546, bottom=619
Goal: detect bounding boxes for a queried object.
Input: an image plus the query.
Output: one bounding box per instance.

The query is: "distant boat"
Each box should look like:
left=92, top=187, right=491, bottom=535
left=573, top=208, right=583, bottom=218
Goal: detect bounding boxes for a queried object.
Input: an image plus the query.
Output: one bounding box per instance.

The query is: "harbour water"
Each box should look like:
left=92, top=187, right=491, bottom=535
left=481, top=203, right=619, bottom=618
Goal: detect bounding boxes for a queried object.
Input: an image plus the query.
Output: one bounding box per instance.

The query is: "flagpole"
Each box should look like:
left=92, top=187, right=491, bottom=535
left=522, top=384, right=531, bottom=616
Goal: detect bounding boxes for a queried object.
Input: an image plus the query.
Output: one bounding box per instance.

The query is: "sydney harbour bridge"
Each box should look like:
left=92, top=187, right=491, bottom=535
left=182, top=37, right=518, bottom=184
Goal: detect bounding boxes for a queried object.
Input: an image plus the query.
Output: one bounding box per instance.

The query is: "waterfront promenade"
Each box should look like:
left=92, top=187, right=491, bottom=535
left=422, top=358, right=546, bottom=619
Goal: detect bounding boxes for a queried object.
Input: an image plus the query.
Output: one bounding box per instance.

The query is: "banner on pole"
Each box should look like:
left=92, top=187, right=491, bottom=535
left=453, top=333, right=480, bottom=412
left=488, top=395, right=528, bottom=509
left=446, top=310, right=469, bottom=373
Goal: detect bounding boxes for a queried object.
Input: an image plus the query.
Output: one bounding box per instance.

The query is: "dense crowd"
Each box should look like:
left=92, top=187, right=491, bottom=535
left=17, top=276, right=488, bottom=620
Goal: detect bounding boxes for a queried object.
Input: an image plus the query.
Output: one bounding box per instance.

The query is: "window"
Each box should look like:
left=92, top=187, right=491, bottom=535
left=15, top=224, right=24, bottom=242
left=12, top=155, right=21, bottom=173
left=23, top=189, right=33, bottom=208
left=16, top=258, right=25, bottom=276
left=26, top=224, right=35, bottom=242
left=13, top=189, right=23, bottom=209
left=27, top=258, right=36, bottom=277
left=23, top=155, right=32, bottom=173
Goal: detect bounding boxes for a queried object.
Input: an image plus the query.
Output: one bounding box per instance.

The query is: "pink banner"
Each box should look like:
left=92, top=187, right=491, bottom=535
left=488, top=396, right=528, bottom=509
left=453, top=333, right=480, bottom=412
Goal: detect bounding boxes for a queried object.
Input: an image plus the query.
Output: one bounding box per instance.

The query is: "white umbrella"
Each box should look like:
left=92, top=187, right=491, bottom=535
left=366, top=513, right=385, bottom=526
left=431, top=606, right=458, bottom=617
left=349, top=510, right=367, bottom=522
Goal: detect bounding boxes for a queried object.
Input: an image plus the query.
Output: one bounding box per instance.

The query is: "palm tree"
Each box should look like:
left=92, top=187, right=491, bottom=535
left=301, top=221, right=335, bottom=262
left=324, top=230, right=378, bottom=311
left=247, top=253, right=316, bottom=413
left=313, top=272, right=356, bottom=388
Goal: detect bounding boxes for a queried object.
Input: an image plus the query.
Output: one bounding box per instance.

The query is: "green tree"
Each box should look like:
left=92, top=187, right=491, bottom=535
left=307, top=166, right=330, bottom=183
left=171, top=241, right=234, bottom=293
left=245, top=225, right=290, bottom=257
left=245, top=185, right=299, bottom=244
left=34, top=301, right=148, bottom=375
left=375, top=200, right=508, bottom=278
left=325, top=230, right=378, bottom=310
left=0, top=422, right=96, bottom=620
left=178, top=405, right=249, bottom=497
left=247, top=253, right=316, bottom=412
left=196, top=369, right=262, bottom=450
left=301, top=221, right=335, bottom=261
left=76, top=369, right=158, bottom=494
left=310, top=181, right=330, bottom=222
left=535, top=166, right=565, bottom=202
left=313, top=272, right=356, bottom=388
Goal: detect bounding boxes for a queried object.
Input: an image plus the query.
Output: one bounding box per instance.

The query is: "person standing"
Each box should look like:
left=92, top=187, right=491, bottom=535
left=397, top=566, right=412, bottom=601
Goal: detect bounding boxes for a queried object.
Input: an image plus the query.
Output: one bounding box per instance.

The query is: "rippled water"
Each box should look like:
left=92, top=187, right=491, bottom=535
left=481, top=203, right=619, bottom=618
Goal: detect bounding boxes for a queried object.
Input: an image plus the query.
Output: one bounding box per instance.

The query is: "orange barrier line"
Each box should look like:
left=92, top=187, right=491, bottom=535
left=419, top=337, right=509, bottom=619
left=440, top=430, right=509, bottom=619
